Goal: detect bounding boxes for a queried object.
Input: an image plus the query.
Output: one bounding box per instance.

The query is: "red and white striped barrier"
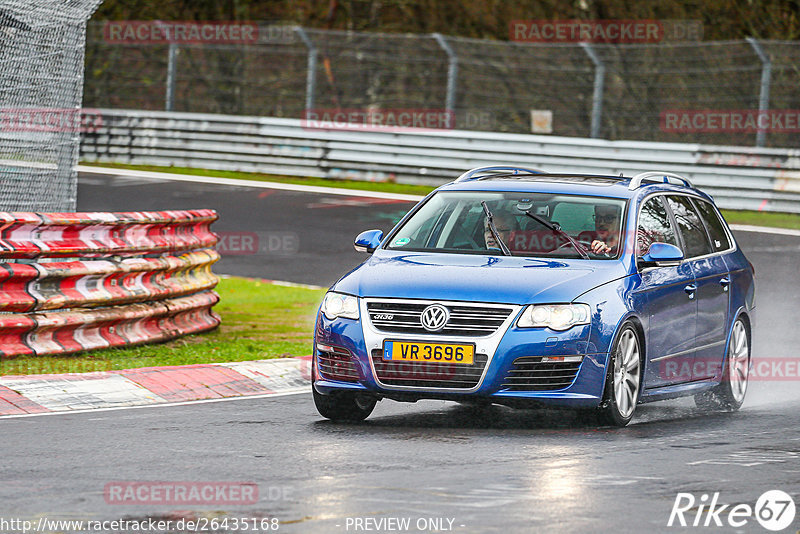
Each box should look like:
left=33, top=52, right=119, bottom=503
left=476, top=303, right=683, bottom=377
left=0, top=314, right=37, bottom=358
left=6, top=248, right=220, bottom=312
left=0, top=209, right=217, bottom=258
left=0, top=263, right=39, bottom=312
left=12, top=290, right=220, bottom=357
left=0, top=210, right=220, bottom=359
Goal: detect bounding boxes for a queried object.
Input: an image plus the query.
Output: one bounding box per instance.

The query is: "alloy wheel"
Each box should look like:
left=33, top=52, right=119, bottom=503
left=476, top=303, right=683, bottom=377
left=613, top=329, right=641, bottom=419
left=728, top=320, right=750, bottom=403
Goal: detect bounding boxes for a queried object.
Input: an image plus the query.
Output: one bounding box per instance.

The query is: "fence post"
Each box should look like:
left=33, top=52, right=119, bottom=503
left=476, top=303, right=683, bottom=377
left=165, top=43, right=178, bottom=112
left=580, top=42, right=605, bottom=139
left=746, top=37, right=772, bottom=148
left=294, top=26, right=317, bottom=114
left=432, top=33, right=458, bottom=127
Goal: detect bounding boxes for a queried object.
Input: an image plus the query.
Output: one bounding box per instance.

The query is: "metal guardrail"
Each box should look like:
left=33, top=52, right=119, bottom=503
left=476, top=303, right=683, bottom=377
left=80, top=109, right=800, bottom=213
left=0, top=209, right=220, bottom=358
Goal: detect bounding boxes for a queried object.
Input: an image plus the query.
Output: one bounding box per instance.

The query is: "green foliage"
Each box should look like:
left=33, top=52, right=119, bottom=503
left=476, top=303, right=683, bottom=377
left=93, top=0, right=800, bottom=41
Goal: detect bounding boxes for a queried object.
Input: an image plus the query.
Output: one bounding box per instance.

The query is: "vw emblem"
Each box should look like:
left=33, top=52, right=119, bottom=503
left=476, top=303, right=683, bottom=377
left=420, top=304, right=449, bottom=331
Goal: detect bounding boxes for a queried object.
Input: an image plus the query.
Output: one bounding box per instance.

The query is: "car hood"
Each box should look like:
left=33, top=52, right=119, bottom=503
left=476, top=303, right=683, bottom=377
left=333, top=250, right=629, bottom=305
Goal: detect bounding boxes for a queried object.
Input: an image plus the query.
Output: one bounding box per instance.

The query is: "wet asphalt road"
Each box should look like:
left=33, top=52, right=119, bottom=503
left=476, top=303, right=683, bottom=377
left=1, top=391, right=799, bottom=533
left=0, top=170, right=798, bottom=533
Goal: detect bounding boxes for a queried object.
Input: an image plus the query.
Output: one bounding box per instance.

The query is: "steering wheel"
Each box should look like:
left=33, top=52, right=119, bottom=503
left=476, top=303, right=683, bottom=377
left=554, top=238, right=594, bottom=255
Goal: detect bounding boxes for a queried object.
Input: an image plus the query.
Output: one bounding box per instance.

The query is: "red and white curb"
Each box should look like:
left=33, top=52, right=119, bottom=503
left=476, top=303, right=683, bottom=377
left=0, top=357, right=311, bottom=417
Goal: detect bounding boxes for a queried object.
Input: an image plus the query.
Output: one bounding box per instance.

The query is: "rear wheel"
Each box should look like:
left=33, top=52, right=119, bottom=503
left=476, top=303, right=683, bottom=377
left=597, top=324, right=642, bottom=427
left=694, top=318, right=750, bottom=411
left=313, top=387, right=377, bottom=422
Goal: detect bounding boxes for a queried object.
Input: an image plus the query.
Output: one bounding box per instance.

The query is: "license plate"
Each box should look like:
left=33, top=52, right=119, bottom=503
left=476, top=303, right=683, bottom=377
left=382, top=341, right=474, bottom=365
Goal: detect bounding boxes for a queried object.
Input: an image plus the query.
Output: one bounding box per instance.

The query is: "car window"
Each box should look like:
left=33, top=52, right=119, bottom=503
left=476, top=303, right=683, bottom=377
left=666, top=195, right=713, bottom=258
left=388, top=193, right=448, bottom=249
left=551, top=202, right=596, bottom=234
left=693, top=198, right=732, bottom=252
left=636, top=196, right=679, bottom=257
left=386, top=191, right=627, bottom=259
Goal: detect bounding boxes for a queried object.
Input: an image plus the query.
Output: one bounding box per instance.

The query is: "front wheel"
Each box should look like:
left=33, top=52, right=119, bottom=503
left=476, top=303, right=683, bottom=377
left=694, top=318, right=750, bottom=411
left=597, top=324, right=642, bottom=427
left=313, top=387, right=377, bottom=422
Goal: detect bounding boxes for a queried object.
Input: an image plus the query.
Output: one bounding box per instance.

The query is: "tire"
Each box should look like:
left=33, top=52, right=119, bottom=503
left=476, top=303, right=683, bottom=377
left=313, top=386, right=377, bottom=422
left=597, top=324, right=642, bottom=427
left=694, top=317, right=750, bottom=412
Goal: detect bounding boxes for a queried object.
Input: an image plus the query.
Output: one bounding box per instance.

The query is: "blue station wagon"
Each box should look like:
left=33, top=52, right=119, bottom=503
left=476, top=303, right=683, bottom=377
left=312, top=167, right=755, bottom=426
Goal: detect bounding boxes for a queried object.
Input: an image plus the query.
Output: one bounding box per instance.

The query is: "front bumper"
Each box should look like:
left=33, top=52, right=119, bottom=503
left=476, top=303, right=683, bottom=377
left=313, top=305, right=610, bottom=408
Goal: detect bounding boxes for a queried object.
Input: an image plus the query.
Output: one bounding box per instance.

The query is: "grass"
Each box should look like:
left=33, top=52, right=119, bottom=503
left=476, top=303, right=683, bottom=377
left=720, top=209, right=800, bottom=230
left=0, top=277, right=325, bottom=376
left=83, top=162, right=800, bottom=230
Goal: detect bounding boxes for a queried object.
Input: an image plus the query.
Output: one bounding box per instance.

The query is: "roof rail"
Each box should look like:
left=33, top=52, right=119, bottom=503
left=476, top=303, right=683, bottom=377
left=454, top=165, right=546, bottom=183
left=628, top=171, right=693, bottom=191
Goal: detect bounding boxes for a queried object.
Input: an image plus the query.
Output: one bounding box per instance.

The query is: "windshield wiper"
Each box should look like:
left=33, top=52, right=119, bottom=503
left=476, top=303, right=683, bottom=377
left=481, top=201, right=512, bottom=256
left=523, top=210, right=590, bottom=260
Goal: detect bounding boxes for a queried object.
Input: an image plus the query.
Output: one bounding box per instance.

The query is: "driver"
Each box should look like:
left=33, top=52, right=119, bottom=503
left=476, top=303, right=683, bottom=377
left=590, top=204, right=621, bottom=255
left=484, top=214, right=514, bottom=250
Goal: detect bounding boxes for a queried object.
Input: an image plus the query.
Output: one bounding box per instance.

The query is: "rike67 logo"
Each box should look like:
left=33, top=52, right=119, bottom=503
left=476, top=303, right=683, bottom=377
left=668, top=490, right=796, bottom=531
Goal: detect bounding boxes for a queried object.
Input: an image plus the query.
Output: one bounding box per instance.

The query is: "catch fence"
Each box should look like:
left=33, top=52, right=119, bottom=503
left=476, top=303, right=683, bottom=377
left=83, top=24, right=800, bottom=149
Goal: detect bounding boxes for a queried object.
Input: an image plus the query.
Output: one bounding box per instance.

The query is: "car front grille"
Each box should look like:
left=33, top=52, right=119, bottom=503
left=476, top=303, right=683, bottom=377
left=501, top=356, right=583, bottom=391
left=317, top=345, right=360, bottom=383
left=371, top=349, right=488, bottom=389
left=366, top=301, right=514, bottom=337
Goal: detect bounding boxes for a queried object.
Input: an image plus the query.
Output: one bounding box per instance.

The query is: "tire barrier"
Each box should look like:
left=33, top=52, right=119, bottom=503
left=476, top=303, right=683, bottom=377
left=1, top=249, right=220, bottom=313
left=0, top=209, right=218, bottom=258
left=0, top=210, right=220, bottom=359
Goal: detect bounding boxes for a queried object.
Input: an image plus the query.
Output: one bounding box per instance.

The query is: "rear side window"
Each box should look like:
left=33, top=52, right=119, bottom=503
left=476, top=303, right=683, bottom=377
left=667, top=196, right=713, bottom=258
left=693, top=199, right=732, bottom=252
left=637, top=196, right=679, bottom=256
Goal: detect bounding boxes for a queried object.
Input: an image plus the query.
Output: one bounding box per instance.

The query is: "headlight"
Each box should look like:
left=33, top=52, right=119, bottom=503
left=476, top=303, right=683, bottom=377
left=321, top=292, right=360, bottom=320
left=517, top=303, right=591, bottom=330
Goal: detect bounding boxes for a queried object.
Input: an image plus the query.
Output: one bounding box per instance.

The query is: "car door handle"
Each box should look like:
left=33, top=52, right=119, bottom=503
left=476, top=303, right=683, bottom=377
left=684, top=284, right=697, bottom=299
left=720, top=277, right=731, bottom=291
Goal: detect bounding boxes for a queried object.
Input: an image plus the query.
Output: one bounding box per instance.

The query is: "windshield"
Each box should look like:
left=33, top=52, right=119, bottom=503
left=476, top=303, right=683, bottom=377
left=387, top=191, right=627, bottom=259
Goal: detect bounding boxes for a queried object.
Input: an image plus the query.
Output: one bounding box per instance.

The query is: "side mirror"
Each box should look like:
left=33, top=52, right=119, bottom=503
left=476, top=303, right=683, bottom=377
left=640, top=242, right=684, bottom=268
left=354, top=229, right=383, bottom=253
